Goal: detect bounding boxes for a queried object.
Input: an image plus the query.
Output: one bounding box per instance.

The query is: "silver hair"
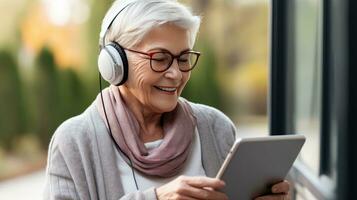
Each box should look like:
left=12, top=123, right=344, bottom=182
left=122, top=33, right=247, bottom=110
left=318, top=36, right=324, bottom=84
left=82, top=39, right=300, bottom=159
left=100, top=0, right=201, bottom=49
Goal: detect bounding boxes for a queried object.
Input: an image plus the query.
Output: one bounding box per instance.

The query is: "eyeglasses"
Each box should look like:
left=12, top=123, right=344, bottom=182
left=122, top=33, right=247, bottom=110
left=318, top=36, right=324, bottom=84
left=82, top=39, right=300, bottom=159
left=124, top=48, right=201, bottom=72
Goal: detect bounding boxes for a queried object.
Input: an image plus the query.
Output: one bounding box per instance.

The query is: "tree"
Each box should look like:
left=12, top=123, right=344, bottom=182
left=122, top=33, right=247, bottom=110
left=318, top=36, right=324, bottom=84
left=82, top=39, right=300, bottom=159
left=58, top=68, right=87, bottom=121
left=182, top=39, right=222, bottom=109
left=32, top=48, right=61, bottom=147
left=0, top=50, right=27, bottom=150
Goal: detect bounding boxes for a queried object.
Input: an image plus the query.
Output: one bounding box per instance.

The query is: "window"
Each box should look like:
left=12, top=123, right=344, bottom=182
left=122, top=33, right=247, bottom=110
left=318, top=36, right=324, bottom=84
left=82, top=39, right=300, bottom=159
left=287, top=0, right=323, bottom=176
left=270, top=0, right=336, bottom=199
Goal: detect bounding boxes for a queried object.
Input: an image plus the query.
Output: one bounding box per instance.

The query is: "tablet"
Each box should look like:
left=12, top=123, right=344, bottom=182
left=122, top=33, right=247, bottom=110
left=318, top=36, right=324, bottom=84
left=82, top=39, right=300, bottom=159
left=216, top=135, right=305, bottom=199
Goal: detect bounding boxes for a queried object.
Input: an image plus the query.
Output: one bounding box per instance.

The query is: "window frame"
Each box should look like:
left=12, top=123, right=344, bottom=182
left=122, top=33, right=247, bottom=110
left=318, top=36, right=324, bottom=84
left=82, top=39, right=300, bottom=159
left=270, top=0, right=357, bottom=199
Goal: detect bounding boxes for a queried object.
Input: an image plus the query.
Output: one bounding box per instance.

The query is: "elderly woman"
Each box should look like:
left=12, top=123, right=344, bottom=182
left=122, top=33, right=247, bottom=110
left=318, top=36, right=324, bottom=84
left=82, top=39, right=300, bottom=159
left=44, top=0, right=290, bottom=199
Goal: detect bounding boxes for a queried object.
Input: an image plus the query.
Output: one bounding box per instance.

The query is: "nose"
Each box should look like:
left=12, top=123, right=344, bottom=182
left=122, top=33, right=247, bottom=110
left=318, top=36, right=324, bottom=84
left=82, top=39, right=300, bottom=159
left=165, top=58, right=182, bottom=80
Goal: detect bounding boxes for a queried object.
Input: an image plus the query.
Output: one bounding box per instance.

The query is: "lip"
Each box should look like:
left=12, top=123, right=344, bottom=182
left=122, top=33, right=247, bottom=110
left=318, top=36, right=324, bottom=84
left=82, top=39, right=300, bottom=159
left=154, top=86, right=178, bottom=95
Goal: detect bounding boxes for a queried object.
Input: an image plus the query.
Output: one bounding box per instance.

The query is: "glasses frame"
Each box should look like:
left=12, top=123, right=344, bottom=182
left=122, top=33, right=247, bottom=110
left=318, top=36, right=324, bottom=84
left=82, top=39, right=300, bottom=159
left=124, top=48, right=201, bottom=72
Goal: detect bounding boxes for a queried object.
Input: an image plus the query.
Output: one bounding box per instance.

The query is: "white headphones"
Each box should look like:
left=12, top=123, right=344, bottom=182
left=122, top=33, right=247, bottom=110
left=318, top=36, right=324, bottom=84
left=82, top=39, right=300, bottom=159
left=97, top=0, right=137, bottom=86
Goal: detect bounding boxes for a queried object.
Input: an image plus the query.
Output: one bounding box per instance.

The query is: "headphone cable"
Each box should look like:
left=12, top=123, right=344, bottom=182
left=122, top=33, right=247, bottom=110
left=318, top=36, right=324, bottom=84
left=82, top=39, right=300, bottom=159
left=98, top=72, right=139, bottom=190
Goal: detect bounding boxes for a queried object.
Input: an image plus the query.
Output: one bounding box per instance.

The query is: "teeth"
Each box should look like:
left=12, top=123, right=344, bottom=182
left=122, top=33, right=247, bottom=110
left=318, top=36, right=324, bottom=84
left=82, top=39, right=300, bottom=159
left=157, top=87, right=176, bottom=92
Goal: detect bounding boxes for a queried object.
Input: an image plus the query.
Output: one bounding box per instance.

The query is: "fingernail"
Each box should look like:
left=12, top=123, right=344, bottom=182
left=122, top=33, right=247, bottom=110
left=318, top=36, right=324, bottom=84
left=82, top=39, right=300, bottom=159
left=220, top=180, right=226, bottom=186
left=272, top=186, right=278, bottom=193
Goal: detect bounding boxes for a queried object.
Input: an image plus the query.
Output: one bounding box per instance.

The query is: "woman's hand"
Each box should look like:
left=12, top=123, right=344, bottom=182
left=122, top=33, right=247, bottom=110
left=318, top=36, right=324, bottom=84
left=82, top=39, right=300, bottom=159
left=155, top=175, right=228, bottom=200
left=254, top=180, right=291, bottom=200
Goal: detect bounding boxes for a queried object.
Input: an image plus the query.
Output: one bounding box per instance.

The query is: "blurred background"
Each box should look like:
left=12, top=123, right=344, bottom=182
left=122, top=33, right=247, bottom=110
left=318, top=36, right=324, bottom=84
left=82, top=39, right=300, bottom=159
left=0, top=0, right=269, bottom=198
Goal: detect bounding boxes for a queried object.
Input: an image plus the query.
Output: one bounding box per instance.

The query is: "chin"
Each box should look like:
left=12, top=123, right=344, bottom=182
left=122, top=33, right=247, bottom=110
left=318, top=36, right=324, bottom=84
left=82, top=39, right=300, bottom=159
left=153, top=100, right=178, bottom=113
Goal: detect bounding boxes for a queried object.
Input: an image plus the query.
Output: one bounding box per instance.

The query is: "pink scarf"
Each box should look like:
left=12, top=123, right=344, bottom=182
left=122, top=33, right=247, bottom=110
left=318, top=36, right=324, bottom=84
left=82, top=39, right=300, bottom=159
left=96, top=86, right=196, bottom=177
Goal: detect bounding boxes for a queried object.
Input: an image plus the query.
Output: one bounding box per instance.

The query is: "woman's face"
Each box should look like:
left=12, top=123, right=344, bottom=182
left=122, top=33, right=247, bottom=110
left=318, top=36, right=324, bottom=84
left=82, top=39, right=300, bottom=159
left=122, top=24, right=191, bottom=114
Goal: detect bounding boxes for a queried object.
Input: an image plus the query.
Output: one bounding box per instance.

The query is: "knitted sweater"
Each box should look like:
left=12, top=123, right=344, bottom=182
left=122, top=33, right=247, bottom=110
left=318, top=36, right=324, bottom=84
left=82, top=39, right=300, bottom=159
left=44, top=100, right=236, bottom=200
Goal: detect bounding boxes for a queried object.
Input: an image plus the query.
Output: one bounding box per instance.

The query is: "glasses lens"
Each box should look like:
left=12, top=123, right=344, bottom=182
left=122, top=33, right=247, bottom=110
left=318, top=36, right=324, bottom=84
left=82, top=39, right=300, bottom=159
left=178, top=52, right=199, bottom=71
left=151, top=52, right=172, bottom=72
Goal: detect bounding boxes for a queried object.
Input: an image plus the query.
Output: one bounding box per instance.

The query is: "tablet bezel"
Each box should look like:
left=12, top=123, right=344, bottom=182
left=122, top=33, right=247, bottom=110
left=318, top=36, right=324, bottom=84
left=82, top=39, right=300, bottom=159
left=216, top=135, right=305, bottom=199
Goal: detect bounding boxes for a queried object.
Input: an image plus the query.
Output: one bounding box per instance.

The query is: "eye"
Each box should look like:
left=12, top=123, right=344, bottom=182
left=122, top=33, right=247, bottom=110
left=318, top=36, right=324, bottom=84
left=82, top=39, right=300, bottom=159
left=179, top=53, right=190, bottom=62
left=152, top=58, right=166, bottom=62
left=151, top=52, right=170, bottom=62
left=179, top=58, right=189, bottom=62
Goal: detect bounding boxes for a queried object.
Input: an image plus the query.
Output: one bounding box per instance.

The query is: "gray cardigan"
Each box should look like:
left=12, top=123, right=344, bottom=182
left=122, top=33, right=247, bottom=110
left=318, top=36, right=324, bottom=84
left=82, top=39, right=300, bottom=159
left=44, top=100, right=236, bottom=200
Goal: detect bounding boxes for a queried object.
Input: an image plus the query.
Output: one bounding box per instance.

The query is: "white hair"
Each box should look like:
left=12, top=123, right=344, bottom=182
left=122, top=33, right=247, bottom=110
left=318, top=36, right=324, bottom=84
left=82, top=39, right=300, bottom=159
left=100, top=0, right=201, bottom=49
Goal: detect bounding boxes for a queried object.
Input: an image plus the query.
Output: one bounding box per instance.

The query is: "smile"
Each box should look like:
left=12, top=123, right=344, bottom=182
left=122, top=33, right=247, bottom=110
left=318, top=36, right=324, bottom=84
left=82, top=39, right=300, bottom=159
left=154, top=86, right=177, bottom=92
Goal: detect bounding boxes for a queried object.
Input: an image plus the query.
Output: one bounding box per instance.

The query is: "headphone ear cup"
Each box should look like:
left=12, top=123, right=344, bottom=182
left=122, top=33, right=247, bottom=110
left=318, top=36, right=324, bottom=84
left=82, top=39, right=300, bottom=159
left=98, top=43, right=128, bottom=85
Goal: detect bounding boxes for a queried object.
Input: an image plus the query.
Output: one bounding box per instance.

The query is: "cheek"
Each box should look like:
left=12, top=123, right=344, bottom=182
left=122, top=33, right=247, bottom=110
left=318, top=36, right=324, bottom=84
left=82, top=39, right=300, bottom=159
left=127, top=59, right=149, bottom=89
left=126, top=58, right=159, bottom=103
left=178, top=72, right=191, bottom=95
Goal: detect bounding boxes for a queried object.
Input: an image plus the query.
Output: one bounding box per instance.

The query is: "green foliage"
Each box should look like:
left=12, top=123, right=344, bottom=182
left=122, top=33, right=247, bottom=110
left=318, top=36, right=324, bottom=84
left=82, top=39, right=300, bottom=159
left=32, top=48, right=61, bottom=148
left=0, top=50, right=27, bottom=150
left=85, top=0, right=112, bottom=84
left=58, top=68, right=87, bottom=121
left=181, top=39, right=222, bottom=109
left=30, top=48, right=90, bottom=148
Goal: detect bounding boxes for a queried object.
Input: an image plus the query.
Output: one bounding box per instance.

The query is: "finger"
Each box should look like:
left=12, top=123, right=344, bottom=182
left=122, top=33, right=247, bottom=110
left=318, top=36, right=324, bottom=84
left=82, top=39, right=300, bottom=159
left=184, top=176, right=225, bottom=189
left=181, top=186, right=228, bottom=200
left=271, top=180, right=290, bottom=194
left=255, top=194, right=290, bottom=200
left=174, top=196, right=197, bottom=200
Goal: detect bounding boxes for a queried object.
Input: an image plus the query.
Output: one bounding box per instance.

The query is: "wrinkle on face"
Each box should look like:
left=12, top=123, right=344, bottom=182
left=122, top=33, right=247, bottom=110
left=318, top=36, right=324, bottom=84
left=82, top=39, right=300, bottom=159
left=119, top=23, right=192, bottom=130
left=130, top=56, right=148, bottom=90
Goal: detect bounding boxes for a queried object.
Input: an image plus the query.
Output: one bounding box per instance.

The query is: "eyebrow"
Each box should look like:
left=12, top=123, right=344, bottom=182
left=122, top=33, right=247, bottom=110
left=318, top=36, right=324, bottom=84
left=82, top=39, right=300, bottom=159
left=147, top=47, right=191, bottom=54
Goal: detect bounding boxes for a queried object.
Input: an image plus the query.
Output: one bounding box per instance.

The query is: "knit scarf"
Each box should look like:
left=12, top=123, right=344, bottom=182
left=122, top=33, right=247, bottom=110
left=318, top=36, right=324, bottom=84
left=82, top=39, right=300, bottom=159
left=96, top=85, right=196, bottom=177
